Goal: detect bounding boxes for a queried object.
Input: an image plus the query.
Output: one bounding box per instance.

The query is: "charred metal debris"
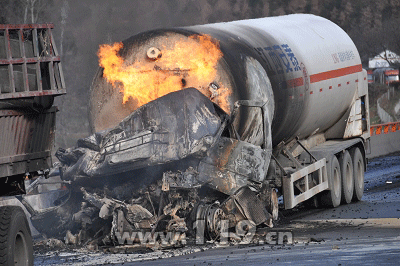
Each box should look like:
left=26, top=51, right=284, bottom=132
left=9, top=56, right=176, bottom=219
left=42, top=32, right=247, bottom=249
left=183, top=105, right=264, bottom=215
left=53, top=88, right=278, bottom=249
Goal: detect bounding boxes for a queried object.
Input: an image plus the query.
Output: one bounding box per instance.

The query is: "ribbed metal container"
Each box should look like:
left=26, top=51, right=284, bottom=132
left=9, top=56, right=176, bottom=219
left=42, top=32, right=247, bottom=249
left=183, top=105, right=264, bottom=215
left=0, top=107, right=56, bottom=177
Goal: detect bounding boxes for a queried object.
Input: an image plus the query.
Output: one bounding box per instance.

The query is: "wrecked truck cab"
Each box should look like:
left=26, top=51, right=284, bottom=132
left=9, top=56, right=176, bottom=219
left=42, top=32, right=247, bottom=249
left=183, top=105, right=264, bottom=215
left=198, top=137, right=270, bottom=195
left=59, top=88, right=223, bottom=180
left=58, top=88, right=272, bottom=194
left=56, top=88, right=275, bottom=245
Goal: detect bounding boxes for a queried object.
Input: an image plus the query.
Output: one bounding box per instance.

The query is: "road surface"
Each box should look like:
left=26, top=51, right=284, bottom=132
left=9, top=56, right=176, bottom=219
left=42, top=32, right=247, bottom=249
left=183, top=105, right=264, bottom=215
left=34, top=153, right=400, bottom=266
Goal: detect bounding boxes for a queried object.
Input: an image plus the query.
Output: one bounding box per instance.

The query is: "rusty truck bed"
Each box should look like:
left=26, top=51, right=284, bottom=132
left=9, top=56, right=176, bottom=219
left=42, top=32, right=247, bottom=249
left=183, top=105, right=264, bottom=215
left=0, top=107, right=56, bottom=178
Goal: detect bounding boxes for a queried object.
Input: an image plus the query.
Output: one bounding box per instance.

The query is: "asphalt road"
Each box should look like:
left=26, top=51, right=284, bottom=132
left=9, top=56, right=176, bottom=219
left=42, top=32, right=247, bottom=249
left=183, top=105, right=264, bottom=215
left=115, top=153, right=400, bottom=266
left=34, top=152, right=400, bottom=266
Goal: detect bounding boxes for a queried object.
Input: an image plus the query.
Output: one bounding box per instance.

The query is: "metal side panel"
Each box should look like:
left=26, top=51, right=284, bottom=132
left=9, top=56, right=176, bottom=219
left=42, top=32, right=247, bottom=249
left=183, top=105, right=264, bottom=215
left=343, top=99, right=363, bottom=138
left=0, top=107, right=56, bottom=177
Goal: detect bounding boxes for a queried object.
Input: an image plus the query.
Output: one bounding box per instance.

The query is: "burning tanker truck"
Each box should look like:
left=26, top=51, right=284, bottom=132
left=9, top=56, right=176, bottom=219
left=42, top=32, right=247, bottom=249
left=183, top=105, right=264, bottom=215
left=55, top=14, right=369, bottom=246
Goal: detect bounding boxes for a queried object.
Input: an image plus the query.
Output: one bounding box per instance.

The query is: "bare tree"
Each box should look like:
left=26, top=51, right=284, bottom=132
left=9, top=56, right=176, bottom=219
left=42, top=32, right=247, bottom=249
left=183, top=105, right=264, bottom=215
left=21, top=0, right=48, bottom=23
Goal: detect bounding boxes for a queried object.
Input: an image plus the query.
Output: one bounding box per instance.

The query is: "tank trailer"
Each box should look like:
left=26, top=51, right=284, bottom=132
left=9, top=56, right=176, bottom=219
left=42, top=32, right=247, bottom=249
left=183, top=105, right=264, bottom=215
left=57, top=14, right=369, bottom=246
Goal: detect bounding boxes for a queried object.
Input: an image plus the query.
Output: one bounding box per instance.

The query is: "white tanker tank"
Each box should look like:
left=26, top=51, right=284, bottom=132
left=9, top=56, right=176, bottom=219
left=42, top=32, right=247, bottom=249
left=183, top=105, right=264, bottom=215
left=90, top=14, right=367, bottom=147
left=84, top=14, right=370, bottom=224
left=186, top=14, right=366, bottom=147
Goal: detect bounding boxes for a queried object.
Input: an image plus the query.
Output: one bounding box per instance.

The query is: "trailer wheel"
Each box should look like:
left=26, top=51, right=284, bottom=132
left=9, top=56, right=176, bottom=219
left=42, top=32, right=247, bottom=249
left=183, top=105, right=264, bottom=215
left=265, top=188, right=279, bottom=221
left=339, top=151, right=354, bottom=204
left=0, top=206, right=33, bottom=266
left=350, top=147, right=364, bottom=201
left=321, top=156, right=342, bottom=207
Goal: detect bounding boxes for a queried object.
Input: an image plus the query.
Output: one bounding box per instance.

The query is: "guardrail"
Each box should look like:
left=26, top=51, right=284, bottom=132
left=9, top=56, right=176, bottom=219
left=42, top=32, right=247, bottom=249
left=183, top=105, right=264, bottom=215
left=370, top=122, right=400, bottom=136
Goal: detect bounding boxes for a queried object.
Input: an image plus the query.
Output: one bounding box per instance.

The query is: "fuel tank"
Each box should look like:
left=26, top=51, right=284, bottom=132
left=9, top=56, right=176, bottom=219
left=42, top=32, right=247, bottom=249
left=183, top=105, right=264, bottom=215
left=89, top=14, right=363, bottom=147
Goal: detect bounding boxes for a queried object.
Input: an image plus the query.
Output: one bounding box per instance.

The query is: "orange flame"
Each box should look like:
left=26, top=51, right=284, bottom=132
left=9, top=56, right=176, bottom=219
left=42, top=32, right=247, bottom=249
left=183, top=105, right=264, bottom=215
left=98, top=34, right=231, bottom=113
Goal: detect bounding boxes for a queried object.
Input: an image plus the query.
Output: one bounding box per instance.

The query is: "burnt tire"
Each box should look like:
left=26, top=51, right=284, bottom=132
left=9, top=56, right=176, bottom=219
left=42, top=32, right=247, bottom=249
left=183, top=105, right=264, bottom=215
left=0, top=206, right=33, bottom=266
left=350, top=147, right=364, bottom=201
left=321, top=155, right=342, bottom=207
left=339, top=151, right=354, bottom=204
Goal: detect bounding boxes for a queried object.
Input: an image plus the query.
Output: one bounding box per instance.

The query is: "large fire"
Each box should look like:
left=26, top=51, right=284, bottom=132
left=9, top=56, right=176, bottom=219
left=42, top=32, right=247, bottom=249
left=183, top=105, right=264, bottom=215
left=98, top=34, right=231, bottom=113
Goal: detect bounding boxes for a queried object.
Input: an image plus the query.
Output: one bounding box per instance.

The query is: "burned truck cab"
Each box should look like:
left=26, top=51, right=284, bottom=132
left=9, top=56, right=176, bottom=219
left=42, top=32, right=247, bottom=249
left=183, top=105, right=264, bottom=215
left=58, top=87, right=276, bottom=243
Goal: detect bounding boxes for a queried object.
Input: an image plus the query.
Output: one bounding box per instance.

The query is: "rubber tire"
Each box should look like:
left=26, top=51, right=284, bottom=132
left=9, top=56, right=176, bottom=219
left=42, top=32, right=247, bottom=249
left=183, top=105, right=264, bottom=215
left=350, top=147, right=365, bottom=201
left=339, top=151, right=354, bottom=204
left=0, top=206, right=33, bottom=266
left=321, top=155, right=342, bottom=207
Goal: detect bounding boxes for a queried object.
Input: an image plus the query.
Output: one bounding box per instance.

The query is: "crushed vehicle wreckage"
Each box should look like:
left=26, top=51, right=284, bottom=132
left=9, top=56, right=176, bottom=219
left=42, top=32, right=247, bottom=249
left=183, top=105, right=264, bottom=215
left=54, top=88, right=276, bottom=248
left=36, top=14, right=371, bottom=250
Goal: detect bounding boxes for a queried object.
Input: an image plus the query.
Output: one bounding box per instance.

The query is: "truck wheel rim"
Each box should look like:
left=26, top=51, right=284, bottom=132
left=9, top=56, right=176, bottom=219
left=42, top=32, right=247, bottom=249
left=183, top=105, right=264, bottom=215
left=333, top=168, right=340, bottom=196
left=356, top=160, right=363, bottom=189
left=346, top=162, right=352, bottom=189
left=270, top=189, right=279, bottom=221
left=14, top=231, right=29, bottom=266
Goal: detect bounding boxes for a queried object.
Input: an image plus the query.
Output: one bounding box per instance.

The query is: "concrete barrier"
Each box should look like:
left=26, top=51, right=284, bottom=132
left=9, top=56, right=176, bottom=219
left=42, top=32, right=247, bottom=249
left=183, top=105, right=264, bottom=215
left=376, top=89, right=395, bottom=123
left=368, top=122, right=400, bottom=159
